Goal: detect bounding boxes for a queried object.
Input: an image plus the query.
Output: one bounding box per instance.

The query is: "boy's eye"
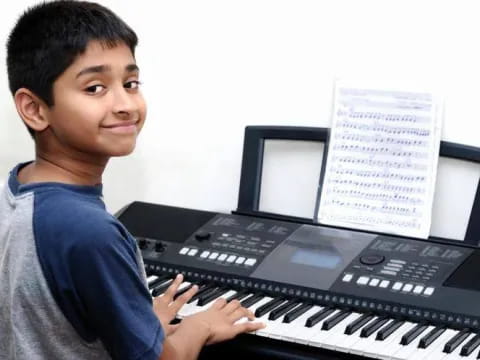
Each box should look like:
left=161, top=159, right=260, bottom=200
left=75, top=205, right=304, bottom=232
left=124, top=80, right=141, bottom=90
left=85, top=84, right=105, bottom=94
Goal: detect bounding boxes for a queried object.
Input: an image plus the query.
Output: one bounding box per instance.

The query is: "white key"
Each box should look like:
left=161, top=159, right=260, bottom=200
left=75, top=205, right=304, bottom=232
left=362, top=321, right=414, bottom=358
left=256, top=315, right=285, bottom=338
left=372, top=321, right=418, bottom=358
left=235, top=296, right=272, bottom=326
left=331, top=312, right=369, bottom=351
left=335, top=317, right=375, bottom=352
left=408, top=329, right=458, bottom=360
left=265, top=303, right=304, bottom=339
left=307, top=310, right=343, bottom=348
left=424, top=329, right=463, bottom=360
left=292, top=306, right=330, bottom=345
left=375, top=321, right=418, bottom=358
left=281, top=305, right=323, bottom=344
left=448, top=334, right=480, bottom=360
left=320, top=312, right=363, bottom=351
left=348, top=318, right=390, bottom=356
left=146, top=275, right=158, bottom=285
left=390, top=325, right=435, bottom=360
left=255, top=300, right=289, bottom=338
left=174, top=282, right=197, bottom=317
left=437, top=332, right=476, bottom=360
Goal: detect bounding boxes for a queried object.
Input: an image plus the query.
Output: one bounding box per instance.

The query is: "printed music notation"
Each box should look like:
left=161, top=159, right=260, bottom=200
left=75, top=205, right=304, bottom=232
left=317, top=81, right=442, bottom=238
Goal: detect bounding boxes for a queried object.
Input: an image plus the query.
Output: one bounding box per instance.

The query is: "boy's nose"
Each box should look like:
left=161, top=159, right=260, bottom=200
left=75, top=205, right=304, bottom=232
left=112, top=87, right=138, bottom=115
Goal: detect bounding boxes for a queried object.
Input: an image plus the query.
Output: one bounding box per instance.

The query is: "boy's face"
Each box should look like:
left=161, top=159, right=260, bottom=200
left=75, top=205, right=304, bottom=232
left=42, top=40, right=146, bottom=160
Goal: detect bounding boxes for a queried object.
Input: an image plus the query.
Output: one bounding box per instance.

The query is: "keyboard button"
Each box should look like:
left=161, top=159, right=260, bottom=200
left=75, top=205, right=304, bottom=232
left=235, top=257, right=245, bottom=264
left=392, top=282, right=403, bottom=291
left=413, top=285, right=424, bottom=294
left=357, top=276, right=369, bottom=285
left=423, top=287, right=435, bottom=296
left=379, top=280, right=390, bottom=288
left=208, top=252, right=219, bottom=260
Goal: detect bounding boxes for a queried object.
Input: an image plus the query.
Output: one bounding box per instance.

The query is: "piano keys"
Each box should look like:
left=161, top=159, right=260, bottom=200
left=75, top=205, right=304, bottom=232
left=146, top=274, right=480, bottom=360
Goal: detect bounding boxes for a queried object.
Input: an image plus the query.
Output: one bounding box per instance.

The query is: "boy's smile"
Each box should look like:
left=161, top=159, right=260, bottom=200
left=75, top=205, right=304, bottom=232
left=40, top=40, right=146, bottom=161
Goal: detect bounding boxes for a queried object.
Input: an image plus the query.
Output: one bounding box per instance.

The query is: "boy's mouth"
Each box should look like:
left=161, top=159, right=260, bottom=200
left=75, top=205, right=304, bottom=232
left=101, top=120, right=139, bottom=133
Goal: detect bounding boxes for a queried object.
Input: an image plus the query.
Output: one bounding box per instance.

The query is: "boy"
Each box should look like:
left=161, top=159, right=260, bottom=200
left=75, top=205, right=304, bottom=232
left=0, top=1, right=263, bottom=359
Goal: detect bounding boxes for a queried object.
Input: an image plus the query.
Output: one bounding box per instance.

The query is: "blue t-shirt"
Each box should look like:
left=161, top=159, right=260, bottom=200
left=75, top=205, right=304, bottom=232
left=0, top=163, right=164, bottom=360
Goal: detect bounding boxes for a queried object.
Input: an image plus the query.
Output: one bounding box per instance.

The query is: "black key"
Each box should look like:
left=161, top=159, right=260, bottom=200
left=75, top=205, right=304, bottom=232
left=322, top=309, right=351, bottom=331
left=360, top=316, right=389, bottom=338
left=151, top=279, right=173, bottom=297
left=269, top=300, right=300, bottom=321
left=255, top=298, right=286, bottom=318
left=345, top=313, right=374, bottom=335
left=173, top=283, right=195, bottom=300
left=400, top=323, right=429, bottom=345
left=461, top=333, right=480, bottom=356
left=283, top=303, right=313, bottom=323
left=150, top=274, right=171, bottom=287
left=305, top=307, right=335, bottom=328
left=197, top=287, right=229, bottom=306
left=419, top=326, right=446, bottom=349
left=240, top=293, right=264, bottom=308
left=226, top=290, right=250, bottom=303
left=187, top=283, right=216, bottom=304
left=376, top=319, right=404, bottom=341
left=443, top=329, right=471, bottom=353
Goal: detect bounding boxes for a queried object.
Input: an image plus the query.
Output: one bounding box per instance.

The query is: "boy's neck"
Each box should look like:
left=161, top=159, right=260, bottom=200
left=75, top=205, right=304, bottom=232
left=18, top=156, right=107, bottom=186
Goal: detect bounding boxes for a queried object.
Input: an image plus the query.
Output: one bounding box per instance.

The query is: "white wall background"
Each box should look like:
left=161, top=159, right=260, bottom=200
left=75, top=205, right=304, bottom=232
left=1, top=0, right=480, bottom=216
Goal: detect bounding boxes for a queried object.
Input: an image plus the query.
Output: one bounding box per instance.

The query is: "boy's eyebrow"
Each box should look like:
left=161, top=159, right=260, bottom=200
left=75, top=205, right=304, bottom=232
left=76, top=64, right=139, bottom=78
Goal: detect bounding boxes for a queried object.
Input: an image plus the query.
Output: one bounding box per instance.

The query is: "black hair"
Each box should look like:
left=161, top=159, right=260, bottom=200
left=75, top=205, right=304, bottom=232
left=6, top=0, right=138, bottom=137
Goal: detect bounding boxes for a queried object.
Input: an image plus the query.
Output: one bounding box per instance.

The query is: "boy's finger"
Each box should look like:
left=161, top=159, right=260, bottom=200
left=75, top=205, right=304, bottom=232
left=228, top=307, right=254, bottom=322
left=170, top=285, right=198, bottom=312
left=236, top=320, right=265, bottom=334
left=162, top=274, right=184, bottom=299
left=222, top=299, right=242, bottom=314
left=210, top=297, right=227, bottom=310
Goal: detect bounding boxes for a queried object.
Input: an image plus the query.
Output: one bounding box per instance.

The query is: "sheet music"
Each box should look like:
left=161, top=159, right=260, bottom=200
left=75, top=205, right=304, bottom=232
left=317, top=81, right=443, bottom=238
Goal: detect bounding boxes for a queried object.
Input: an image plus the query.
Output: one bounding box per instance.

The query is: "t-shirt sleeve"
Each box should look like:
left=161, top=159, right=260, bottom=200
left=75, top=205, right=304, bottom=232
left=69, top=221, right=164, bottom=360
left=35, top=201, right=164, bottom=360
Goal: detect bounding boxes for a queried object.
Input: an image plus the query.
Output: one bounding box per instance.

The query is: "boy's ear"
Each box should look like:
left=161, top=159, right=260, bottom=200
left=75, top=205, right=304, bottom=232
left=14, top=88, right=50, bottom=132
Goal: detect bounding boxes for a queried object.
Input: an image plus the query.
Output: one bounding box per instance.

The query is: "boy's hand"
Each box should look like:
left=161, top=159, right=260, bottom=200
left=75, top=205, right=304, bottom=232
left=153, top=274, right=198, bottom=336
left=182, top=298, right=265, bottom=345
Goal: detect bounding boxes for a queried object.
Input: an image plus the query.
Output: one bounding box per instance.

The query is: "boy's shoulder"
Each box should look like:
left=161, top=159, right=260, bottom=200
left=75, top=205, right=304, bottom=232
left=31, top=184, right=133, bottom=252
